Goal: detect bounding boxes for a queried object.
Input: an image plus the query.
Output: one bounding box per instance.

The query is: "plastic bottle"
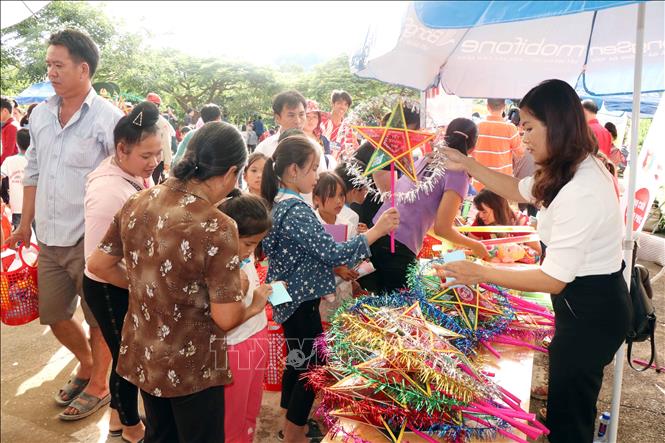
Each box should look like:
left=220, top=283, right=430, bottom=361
left=594, top=412, right=611, bottom=442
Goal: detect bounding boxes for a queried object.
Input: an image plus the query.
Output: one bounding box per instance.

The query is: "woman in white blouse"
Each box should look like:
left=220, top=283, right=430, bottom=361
left=438, top=79, right=630, bottom=443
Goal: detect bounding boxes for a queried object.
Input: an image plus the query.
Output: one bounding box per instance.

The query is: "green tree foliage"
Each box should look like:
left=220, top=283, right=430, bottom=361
left=1, top=1, right=417, bottom=124
left=294, top=55, right=418, bottom=111
left=1, top=1, right=115, bottom=91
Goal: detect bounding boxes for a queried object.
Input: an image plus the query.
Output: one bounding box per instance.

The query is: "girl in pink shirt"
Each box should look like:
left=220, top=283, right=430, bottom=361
left=80, top=102, right=161, bottom=442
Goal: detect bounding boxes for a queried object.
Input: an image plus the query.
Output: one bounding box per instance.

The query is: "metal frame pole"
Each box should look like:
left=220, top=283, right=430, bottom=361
left=608, top=3, right=645, bottom=442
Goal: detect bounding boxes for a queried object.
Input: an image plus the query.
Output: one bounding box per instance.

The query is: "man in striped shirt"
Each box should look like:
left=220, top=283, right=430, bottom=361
left=320, top=90, right=358, bottom=158
left=471, top=98, right=523, bottom=191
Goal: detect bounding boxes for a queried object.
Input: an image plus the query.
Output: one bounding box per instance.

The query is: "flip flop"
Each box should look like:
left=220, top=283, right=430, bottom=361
left=54, top=376, right=90, bottom=407
left=58, top=392, right=111, bottom=421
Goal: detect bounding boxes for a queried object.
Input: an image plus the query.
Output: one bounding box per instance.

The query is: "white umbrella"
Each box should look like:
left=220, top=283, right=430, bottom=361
left=1, top=1, right=50, bottom=30
left=351, top=2, right=664, bottom=442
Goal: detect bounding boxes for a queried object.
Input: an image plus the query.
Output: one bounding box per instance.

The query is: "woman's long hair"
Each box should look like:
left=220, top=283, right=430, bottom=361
left=520, top=79, right=595, bottom=208
left=473, top=189, right=516, bottom=226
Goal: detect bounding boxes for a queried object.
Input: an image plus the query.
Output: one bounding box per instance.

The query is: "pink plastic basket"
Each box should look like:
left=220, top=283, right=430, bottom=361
left=1, top=244, right=40, bottom=326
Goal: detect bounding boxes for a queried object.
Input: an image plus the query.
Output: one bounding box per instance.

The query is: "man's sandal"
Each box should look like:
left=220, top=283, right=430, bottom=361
left=58, top=392, right=110, bottom=421
left=54, top=377, right=90, bottom=407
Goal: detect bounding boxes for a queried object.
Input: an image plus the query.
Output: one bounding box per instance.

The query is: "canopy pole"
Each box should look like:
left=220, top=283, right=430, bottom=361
left=608, top=3, right=645, bottom=442
left=420, top=90, right=427, bottom=129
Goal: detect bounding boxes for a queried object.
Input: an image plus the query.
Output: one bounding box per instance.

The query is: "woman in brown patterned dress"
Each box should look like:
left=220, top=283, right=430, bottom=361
left=89, top=122, right=268, bottom=442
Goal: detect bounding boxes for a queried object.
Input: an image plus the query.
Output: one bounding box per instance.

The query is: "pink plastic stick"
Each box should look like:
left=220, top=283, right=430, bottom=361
left=515, top=307, right=555, bottom=320
left=531, top=417, right=551, bottom=435
left=471, top=404, right=542, bottom=440
left=390, top=162, right=395, bottom=253
left=457, top=363, right=482, bottom=382
left=480, top=284, right=550, bottom=312
left=407, top=426, right=440, bottom=443
left=463, top=414, right=529, bottom=443
left=481, top=340, right=502, bottom=359
left=474, top=401, right=533, bottom=420
left=498, top=386, right=522, bottom=405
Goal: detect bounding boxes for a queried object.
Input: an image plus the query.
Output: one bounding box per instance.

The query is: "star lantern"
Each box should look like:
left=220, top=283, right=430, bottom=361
left=353, top=100, right=435, bottom=183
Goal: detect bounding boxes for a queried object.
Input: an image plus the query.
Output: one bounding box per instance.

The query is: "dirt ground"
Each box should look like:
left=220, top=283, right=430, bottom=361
left=2, top=261, right=663, bottom=443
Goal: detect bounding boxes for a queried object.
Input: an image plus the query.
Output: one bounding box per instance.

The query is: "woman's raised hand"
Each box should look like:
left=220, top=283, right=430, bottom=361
left=442, top=147, right=470, bottom=172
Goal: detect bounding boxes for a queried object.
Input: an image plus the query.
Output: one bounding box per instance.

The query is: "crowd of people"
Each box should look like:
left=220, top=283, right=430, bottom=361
left=1, top=28, right=631, bottom=443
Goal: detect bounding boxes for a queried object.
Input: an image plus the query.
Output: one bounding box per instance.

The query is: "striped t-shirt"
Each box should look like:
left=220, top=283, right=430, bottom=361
left=472, top=116, right=521, bottom=191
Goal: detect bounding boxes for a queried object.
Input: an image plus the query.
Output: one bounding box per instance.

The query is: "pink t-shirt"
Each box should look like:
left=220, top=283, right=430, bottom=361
left=84, top=156, right=151, bottom=282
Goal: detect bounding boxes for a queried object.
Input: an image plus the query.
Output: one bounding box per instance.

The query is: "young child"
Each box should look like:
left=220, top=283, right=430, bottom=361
left=313, top=172, right=354, bottom=238
left=334, top=162, right=369, bottom=235
left=312, top=172, right=358, bottom=320
left=218, top=193, right=274, bottom=443
left=261, top=134, right=399, bottom=442
left=1, top=128, right=29, bottom=228
left=243, top=152, right=267, bottom=196
left=470, top=189, right=542, bottom=260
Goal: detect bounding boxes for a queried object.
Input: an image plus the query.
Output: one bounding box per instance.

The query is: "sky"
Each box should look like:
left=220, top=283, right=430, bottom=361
left=93, top=1, right=408, bottom=68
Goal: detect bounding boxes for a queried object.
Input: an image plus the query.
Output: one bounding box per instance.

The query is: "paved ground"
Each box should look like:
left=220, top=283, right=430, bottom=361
left=2, top=261, right=663, bottom=443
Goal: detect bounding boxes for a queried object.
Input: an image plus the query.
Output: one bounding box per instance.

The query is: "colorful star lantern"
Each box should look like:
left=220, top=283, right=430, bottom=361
left=307, top=293, right=552, bottom=443
left=353, top=100, right=435, bottom=183
left=430, top=285, right=504, bottom=331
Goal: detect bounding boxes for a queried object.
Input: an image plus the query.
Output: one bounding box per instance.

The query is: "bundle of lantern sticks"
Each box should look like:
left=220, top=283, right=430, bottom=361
left=306, top=258, right=554, bottom=443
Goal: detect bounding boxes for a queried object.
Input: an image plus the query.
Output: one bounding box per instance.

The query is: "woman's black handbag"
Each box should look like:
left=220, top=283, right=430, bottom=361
left=626, top=262, right=658, bottom=372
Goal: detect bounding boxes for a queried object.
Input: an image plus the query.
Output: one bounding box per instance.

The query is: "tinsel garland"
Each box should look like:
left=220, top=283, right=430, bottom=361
left=306, top=257, right=554, bottom=443
left=344, top=147, right=447, bottom=205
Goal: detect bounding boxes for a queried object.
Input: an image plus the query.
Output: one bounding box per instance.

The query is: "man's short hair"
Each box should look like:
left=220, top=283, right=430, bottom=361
left=0, top=96, right=13, bottom=113
left=331, top=90, right=352, bottom=107
left=487, top=98, right=506, bottom=111
left=200, top=104, right=222, bottom=123
left=581, top=99, right=599, bottom=114
left=272, top=91, right=307, bottom=115
left=48, top=29, right=100, bottom=77
left=16, top=128, right=30, bottom=151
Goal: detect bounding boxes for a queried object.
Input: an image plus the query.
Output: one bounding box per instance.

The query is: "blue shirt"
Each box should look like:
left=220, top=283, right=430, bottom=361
left=23, top=89, right=123, bottom=246
left=262, top=196, right=371, bottom=323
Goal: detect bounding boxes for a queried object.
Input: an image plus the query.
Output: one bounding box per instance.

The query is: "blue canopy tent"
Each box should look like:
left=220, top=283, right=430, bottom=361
left=14, top=81, right=55, bottom=105
left=584, top=92, right=662, bottom=116
left=352, top=2, right=664, bottom=441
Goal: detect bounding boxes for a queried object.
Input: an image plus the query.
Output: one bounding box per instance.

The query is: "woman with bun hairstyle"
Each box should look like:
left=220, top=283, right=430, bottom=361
left=363, top=118, right=489, bottom=294
left=80, top=101, right=162, bottom=439
left=88, top=121, right=268, bottom=442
